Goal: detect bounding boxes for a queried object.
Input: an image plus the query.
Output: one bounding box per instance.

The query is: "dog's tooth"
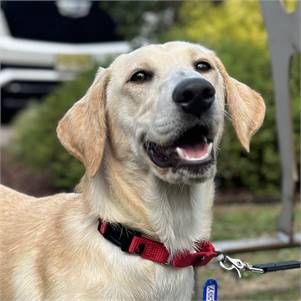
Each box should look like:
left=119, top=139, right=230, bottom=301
left=207, top=142, right=213, bottom=154
left=176, top=147, right=186, bottom=159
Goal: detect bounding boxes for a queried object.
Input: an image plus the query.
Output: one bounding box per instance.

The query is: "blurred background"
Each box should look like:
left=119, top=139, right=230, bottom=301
left=0, top=1, right=300, bottom=300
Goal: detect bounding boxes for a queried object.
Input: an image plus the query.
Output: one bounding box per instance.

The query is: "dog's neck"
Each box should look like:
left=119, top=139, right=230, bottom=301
left=86, top=152, right=214, bottom=253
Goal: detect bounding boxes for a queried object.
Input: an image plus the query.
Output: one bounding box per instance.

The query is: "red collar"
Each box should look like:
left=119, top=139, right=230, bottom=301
left=98, top=219, right=218, bottom=268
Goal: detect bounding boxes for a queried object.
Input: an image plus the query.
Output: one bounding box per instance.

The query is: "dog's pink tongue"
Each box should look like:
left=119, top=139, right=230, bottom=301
left=177, top=143, right=209, bottom=160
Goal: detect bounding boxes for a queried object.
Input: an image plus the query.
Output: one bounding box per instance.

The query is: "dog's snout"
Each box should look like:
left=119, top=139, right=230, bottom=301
left=172, top=78, right=215, bottom=116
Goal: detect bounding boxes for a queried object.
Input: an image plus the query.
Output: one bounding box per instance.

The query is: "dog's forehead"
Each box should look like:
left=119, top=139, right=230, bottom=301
left=110, top=42, right=214, bottom=71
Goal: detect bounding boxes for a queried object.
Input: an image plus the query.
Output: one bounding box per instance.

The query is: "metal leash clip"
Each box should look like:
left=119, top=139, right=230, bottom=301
left=216, top=253, right=264, bottom=278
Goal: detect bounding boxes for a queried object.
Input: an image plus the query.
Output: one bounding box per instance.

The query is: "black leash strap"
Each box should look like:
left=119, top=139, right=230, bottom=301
left=253, top=260, right=301, bottom=273
left=217, top=253, right=301, bottom=278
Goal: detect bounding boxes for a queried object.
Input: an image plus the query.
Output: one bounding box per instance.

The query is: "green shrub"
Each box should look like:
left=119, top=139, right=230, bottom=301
left=11, top=68, right=99, bottom=189
left=100, top=1, right=180, bottom=41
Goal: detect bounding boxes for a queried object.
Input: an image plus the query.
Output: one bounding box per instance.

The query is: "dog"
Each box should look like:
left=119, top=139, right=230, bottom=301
left=0, top=41, right=265, bottom=300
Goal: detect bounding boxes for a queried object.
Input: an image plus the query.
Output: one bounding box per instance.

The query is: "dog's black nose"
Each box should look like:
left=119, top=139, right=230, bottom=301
left=172, top=78, right=215, bottom=116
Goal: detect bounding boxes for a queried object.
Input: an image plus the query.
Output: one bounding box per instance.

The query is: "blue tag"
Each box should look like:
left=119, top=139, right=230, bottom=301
left=202, top=279, right=218, bottom=301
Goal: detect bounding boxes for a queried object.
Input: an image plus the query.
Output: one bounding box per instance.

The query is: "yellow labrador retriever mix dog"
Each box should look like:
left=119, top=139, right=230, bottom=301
left=0, top=41, right=265, bottom=300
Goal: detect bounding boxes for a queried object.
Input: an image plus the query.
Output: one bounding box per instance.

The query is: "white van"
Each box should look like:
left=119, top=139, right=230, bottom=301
left=0, top=0, right=130, bottom=123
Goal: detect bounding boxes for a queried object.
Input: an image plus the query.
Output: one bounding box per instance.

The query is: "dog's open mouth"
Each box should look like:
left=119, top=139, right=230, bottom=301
left=143, top=125, right=214, bottom=170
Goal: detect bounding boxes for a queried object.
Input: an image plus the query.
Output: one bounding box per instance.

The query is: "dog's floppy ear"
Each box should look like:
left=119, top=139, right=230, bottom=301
left=214, top=56, right=265, bottom=151
left=57, top=67, right=110, bottom=177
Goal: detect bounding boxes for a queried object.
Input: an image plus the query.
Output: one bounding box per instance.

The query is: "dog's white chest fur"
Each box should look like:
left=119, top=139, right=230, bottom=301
left=98, top=239, right=195, bottom=301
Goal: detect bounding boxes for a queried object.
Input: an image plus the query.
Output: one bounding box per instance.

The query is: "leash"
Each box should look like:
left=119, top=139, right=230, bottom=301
left=97, top=218, right=301, bottom=276
left=216, top=253, right=301, bottom=278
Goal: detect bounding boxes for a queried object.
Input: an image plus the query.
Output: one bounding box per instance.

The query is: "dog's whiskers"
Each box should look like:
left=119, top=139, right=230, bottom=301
left=223, top=110, right=232, bottom=121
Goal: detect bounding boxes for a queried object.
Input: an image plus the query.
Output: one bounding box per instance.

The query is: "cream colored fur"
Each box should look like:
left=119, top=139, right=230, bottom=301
left=0, top=42, right=265, bottom=301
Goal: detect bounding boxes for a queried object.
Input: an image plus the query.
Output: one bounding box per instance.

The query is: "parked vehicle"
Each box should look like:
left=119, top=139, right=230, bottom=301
left=0, top=0, right=130, bottom=123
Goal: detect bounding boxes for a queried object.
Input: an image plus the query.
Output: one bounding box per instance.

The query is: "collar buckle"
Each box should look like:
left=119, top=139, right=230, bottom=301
left=98, top=219, right=140, bottom=252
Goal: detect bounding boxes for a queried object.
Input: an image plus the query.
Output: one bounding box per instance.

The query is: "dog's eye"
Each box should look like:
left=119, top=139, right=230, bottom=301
left=194, top=61, right=211, bottom=72
left=129, top=70, right=153, bottom=83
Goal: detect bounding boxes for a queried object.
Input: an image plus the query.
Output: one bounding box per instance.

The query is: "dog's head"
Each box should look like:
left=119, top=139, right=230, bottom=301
left=57, top=42, right=265, bottom=184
